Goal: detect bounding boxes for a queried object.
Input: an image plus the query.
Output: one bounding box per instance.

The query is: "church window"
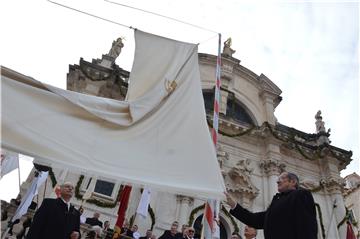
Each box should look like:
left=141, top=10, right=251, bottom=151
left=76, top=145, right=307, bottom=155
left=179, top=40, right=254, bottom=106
left=203, top=90, right=214, bottom=113
left=94, top=179, right=115, bottom=197
left=226, top=94, right=253, bottom=125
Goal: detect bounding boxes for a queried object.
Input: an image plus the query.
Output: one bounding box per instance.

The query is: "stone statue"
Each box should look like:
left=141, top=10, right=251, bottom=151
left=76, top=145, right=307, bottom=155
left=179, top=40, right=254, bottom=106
left=315, top=110, right=326, bottom=133
left=315, top=110, right=330, bottom=145
left=107, top=37, right=124, bottom=59
left=223, top=37, right=236, bottom=57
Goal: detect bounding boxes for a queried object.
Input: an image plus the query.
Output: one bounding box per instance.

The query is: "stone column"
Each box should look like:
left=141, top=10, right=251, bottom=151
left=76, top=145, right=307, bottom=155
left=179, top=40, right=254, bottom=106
left=324, top=177, right=347, bottom=239
left=260, top=159, right=285, bottom=205
left=176, top=195, right=193, bottom=226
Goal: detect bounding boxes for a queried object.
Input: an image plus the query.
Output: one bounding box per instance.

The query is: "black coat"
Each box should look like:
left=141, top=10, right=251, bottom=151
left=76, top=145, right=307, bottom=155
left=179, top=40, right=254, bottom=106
left=159, top=230, right=183, bottom=239
left=85, top=217, right=103, bottom=227
left=26, top=198, right=80, bottom=239
left=230, top=189, right=317, bottom=239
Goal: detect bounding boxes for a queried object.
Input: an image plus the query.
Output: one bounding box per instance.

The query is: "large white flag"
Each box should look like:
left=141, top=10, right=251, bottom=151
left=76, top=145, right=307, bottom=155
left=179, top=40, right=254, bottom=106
left=11, top=170, right=48, bottom=222
left=2, top=30, right=226, bottom=200
left=0, top=149, right=19, bottom=178
left=136, top=187, right=151, bottom=218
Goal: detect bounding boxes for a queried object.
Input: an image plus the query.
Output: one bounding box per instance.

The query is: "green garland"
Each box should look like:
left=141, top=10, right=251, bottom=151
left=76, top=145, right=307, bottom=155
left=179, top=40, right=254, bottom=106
left=187, top=204, right=239, bottom=233
left=48, top=168, right=57, bottom=187
left=74, top=175, right=121, bottom=208
left=188, top=204, right=205, bottom=226
left=315, top=203, right=326, bottom=239
left=221, top=205, right=239, bottom=233
left=337, top=207, right=358, bottom=229
left=148, top=206, right=155, bottom=230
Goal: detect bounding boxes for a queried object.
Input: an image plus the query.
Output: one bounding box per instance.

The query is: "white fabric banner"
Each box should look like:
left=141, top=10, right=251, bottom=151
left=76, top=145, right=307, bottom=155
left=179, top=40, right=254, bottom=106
left=136, top=187, right=151, bottom=218
left=1, top=30, right=226, bottom=200
left=0, top=149, right=19, bottom=178
left=11, top=171, right=48, bottom=222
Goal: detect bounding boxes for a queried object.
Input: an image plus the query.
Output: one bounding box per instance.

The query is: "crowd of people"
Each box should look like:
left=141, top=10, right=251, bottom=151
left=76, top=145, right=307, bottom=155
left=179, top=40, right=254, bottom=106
left=9, top=171, right=316, bottom=239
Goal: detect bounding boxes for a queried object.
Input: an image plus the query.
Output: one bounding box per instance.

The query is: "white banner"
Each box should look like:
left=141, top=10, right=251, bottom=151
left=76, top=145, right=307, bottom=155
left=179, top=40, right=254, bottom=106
left=0, top=149, right=19, bottom=178
left=136, top=187, right=151, bottom=218
left=11, top=171, right=48, bottom=222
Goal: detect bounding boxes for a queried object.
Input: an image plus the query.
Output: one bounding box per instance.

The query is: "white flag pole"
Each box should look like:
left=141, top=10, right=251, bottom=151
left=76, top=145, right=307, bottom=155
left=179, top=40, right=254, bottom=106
left=17, top=156, right=21, bottom=192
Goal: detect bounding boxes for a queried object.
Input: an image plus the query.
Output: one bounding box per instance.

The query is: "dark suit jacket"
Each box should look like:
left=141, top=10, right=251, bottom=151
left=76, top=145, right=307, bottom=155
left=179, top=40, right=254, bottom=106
left=85, top=217, right=103, bottom=227
left=26, top=198, right=80, bottom=239
left=230, top=189, right=317, bottom=239
left=159, top=230, right=183, bottom=239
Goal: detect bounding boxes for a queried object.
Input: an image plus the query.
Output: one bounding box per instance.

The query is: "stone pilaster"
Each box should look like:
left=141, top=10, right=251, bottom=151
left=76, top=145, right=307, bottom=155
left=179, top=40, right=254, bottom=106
left=259, top=159, right=286, bottom=203
left=321, top=176, right=347, bottom=238
left=176, top=195, right=194, bottom=226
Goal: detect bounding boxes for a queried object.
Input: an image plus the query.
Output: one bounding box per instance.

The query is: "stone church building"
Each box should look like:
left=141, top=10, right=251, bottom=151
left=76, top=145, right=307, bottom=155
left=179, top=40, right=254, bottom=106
left=2, top=37, right=355, bottom=239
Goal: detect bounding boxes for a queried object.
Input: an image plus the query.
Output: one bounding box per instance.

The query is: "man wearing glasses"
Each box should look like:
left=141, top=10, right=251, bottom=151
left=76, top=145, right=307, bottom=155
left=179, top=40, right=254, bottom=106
left=225, top=172, right=317, bottom=239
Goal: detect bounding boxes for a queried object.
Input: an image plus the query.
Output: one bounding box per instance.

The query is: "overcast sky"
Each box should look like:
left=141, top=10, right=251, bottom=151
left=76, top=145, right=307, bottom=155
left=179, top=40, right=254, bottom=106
left=1, top=0, right=359, bottom=201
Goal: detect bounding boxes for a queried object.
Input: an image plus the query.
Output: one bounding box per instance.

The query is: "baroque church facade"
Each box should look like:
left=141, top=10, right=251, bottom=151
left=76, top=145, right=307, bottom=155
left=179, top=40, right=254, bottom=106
left=2, top=37, right=355, bottom=239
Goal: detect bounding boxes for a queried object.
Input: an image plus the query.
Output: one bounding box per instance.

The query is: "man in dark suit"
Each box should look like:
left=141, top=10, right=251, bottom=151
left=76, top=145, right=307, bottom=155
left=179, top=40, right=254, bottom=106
left=225, top=172, right=317, bottom=239
left=85, top=212, right=103, bottom=227
left=26, top=182, right=80, bottom=239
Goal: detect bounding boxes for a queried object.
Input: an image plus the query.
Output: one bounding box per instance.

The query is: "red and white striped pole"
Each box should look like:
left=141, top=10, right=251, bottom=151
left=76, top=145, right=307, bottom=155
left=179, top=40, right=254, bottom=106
left=203, top=33, right=222, bottom=239
left=212, top=33, right=222, bottom=146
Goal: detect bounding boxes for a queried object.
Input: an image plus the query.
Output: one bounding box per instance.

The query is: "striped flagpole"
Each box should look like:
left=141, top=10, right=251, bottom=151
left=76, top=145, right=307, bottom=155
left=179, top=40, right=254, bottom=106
left=212, top=33, right=222, bottom=146
left=203, top=33, right=222, bottom=239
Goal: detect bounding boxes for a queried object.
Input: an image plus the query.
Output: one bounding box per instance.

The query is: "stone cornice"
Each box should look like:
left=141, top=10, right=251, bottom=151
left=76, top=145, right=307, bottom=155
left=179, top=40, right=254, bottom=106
left=206, top=114, right=353, bottom=167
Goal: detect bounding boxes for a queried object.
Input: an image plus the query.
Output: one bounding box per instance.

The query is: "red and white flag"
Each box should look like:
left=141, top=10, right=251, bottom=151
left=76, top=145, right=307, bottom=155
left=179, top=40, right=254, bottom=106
left=346, top=222, right=356, bottom=239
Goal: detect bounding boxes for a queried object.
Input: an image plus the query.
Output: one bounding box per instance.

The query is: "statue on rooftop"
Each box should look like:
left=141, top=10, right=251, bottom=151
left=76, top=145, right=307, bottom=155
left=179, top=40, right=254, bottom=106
left=315, top=110, right=330, bottom=145
left=107, top=37, right=124, bottom=60
left=315, top=110, right=326, bottom=133
left=223, top=37, right=236, bottom=57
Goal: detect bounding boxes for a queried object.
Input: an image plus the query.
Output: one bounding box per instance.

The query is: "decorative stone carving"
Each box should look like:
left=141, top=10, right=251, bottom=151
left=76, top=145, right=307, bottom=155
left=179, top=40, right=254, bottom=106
left=219, top=89, right=228, bottom=115
left=223, top=38, right=236, bottom=57
left=300, top=178, right=321, bottom=191
left=320, top=176, right=345, bottom=193
left=259, top=159, right=286, bottom=176
left=97, top=77, right=124, bottom=100
left=176, top=195, right=194, bottom=205
left=226, top=159, right=259, bottom=200
left=216, top=145, right=229, bottom=176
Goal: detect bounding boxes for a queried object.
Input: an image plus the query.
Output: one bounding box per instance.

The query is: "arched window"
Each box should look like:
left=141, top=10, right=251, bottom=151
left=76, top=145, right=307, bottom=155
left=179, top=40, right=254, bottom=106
left=202, top=90, right=214, bottom=114
left=202, top=90, right=254, bottom=125
left=226, top=94, right=254, bottom=125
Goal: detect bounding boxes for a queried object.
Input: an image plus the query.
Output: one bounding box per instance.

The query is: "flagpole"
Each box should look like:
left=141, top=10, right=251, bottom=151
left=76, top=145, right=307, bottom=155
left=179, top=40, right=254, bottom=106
left=17, top=156, right=21, bottom=192
left=203, top=33, right=222, bottom=239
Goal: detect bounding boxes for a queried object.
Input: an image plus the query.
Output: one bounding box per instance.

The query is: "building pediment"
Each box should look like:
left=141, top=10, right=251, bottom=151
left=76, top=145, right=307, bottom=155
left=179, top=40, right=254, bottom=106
left=258, top=73, right=282, bottom=96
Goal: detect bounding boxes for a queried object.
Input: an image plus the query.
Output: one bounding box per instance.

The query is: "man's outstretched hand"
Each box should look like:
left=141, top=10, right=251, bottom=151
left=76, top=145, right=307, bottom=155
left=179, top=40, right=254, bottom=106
left=224, top=192, right=237, bottom=209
